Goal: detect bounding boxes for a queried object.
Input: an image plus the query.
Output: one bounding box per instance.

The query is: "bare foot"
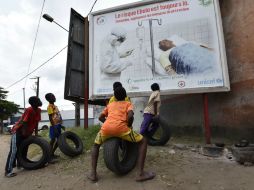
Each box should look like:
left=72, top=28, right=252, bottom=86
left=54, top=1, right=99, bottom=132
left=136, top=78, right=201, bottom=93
left=87, top=173, right=98, bottom=182
left=136, top=171, right=156, bottom=182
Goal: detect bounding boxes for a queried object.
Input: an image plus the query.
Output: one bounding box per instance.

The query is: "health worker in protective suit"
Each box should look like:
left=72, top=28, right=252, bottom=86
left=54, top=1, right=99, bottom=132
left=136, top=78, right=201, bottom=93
left=100, top=27, right=134, bottom=81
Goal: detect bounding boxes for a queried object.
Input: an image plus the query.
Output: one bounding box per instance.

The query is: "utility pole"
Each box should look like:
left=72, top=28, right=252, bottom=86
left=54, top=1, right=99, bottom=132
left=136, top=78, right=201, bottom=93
left=75, top=102, right=80, bottom=127
left=30, top=76, right=40, bottom=97
left=22, top=88, right=26, bottom=112
left=36, top=77, right=40, bottom=97
left=30, top=77, right=40, bottom=98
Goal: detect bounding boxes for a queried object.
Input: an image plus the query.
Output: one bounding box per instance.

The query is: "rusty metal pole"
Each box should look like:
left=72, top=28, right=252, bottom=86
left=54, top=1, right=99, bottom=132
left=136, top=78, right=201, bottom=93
left=84, top=17, right=89, bottom=129
left=203, top=93, right=211, bottom=144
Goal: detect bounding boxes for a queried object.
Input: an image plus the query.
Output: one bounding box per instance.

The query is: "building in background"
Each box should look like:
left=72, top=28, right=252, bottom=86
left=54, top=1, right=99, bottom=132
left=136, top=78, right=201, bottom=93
left=9, top=106, right=98, bottom=129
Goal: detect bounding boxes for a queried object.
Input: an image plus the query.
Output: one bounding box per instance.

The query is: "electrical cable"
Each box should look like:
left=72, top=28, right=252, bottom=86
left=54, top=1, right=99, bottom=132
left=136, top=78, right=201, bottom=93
left=24, top=0, right=46, bottom=87
left=5, top=45, right=67, bottom=90
left=7, top=89, right=23, bottom=96
left=87, top=0, right=98, bottom=16
left=5, top=0, right=98, bottom=91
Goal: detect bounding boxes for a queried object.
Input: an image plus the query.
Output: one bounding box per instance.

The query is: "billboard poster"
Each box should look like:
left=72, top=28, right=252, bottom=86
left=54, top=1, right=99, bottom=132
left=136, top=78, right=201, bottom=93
left=89, top=0, right=230, bottom=99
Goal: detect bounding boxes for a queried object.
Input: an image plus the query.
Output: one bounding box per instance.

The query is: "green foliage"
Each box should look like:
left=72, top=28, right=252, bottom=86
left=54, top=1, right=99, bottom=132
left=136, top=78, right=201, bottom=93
left=69, top=125, right=100, bottom=150
left=40, top=125, right=101, bottom=150
left=0, top=87, right=8, bottom=100
left=0, top=87, right=19, bottom=120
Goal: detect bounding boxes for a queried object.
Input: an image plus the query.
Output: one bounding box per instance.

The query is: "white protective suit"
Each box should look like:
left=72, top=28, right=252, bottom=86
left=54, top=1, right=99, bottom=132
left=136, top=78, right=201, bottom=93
left=100, top=27, right=133, bottom=81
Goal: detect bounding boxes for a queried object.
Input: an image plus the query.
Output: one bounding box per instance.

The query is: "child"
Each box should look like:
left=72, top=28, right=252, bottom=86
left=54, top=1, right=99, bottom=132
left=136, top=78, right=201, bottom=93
left=5, top=96, right=42, bottom=177
left=87, top=86, right=155, bottom=182
left=140, top=83, right=161, bottom=137
left=108, top=81, right=131, bottom=104
left=45, top=93, right=64, bottom=159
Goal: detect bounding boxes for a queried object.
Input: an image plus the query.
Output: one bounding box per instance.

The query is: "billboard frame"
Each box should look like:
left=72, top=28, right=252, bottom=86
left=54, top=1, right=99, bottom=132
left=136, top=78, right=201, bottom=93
left=89, top=0, right=230, bottom=99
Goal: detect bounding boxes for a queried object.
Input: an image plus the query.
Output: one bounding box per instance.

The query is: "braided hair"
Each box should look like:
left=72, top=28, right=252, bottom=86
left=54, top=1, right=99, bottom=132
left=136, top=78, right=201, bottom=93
left=113, top=81, right=122, bottom=91
left=114, top=87, right=127, bottom=101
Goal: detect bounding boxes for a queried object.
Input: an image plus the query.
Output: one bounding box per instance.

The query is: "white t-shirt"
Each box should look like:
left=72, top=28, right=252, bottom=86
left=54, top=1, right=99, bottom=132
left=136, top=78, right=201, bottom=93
left=144, top=90, right=161, bottom=115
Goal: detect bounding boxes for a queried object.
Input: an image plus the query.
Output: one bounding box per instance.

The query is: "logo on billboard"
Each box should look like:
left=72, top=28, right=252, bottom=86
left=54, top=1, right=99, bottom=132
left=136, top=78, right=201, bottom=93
left=199, top=0, right=212, bottom=6
left=178, top=81, right=186, bottom=88
left=96, top=16, right=106, bottom=25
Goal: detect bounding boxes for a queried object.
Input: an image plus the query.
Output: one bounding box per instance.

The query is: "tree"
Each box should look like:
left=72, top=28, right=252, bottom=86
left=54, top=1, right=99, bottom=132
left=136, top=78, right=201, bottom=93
left=0, top=87, right=19, bottom=134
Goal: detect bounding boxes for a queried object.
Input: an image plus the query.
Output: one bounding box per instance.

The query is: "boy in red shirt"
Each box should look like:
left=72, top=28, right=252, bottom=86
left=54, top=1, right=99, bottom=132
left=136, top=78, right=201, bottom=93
left=87, top=87, right=155, bottom=182
left=5, top=96, right=42, bottom=177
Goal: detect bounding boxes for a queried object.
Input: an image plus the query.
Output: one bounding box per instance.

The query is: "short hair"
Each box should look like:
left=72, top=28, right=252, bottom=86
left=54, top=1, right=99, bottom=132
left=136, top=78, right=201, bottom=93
left=113, top=82, right=122, bottom=91
left=151, top=83, right=160, bottom=91
left=28, top=96, right=42, bottom=107
left=114, top=87, right=127, bottom=101
left=45, top=93, right=54, bottom=102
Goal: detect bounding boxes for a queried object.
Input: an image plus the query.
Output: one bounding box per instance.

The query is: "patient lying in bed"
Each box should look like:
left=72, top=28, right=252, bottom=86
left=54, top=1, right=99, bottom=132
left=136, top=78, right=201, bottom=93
left=145, top=35, right=215, bottom=76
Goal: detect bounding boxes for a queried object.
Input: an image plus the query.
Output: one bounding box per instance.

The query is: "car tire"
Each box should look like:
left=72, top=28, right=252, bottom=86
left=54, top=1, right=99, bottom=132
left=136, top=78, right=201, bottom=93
left=57, top=131, right=83, bottom=157
left=17, top=136, right=51, bottom=170
left=41, top=125, right=49, bottom=130
left=147, top=118, right=171, bottom=146
left=103, top=137, right=139, bottom=175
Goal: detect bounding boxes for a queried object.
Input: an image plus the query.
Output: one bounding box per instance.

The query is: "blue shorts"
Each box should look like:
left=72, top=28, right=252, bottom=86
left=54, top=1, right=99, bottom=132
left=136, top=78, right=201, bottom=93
left=49, top=124, right=62, bottom=140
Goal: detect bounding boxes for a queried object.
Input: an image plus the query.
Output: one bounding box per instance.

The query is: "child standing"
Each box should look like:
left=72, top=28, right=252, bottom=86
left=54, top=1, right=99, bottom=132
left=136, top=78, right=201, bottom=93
left=45, top=93, right=63, bottom=159
left=5, top=96, right=42, bottom=177
left=140, top=83, right=161, bottom=137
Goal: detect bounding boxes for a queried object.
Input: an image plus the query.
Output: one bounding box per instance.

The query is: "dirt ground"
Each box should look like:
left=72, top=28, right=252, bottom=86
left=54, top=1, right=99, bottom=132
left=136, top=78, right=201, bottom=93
left=1, top=134, right=254, bottom=190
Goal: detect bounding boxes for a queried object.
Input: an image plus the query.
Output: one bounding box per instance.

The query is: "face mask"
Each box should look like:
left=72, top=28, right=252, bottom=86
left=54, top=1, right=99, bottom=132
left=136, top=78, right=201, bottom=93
left=117, top=36, right=126, bottom=43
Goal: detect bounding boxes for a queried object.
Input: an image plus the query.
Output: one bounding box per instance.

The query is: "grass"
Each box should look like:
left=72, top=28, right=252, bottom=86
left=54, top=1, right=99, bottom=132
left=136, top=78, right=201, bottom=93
left=39, top=125, right=101, bottom=150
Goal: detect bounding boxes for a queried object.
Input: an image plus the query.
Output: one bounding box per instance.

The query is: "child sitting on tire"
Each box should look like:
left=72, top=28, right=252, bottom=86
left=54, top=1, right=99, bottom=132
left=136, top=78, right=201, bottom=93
left=5, top=96, right=42, bottom=177
left=45, top=93, right=65, bottom=160
left=87, top=86, right=155, bottom=182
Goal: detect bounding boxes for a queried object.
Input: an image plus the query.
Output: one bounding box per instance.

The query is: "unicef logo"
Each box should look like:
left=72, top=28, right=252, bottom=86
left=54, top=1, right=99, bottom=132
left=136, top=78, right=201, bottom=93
left=96, top=16, right=106, bottom=25
left=199, top=0, right=212, bottom=6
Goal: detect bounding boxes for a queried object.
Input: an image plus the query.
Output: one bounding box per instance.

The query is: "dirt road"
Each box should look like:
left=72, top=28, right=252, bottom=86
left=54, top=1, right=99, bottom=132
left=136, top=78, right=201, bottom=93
left=1, top=134, right=254, bottom=190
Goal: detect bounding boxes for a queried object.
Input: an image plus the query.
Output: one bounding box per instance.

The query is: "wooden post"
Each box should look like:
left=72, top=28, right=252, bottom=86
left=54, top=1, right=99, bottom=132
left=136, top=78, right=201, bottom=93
left=84, top=17, right=89, bottom=129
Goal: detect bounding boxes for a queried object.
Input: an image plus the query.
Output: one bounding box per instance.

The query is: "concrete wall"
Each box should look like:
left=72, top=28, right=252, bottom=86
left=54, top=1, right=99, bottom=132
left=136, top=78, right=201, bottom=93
left=161, top=0, right=254, bottom=140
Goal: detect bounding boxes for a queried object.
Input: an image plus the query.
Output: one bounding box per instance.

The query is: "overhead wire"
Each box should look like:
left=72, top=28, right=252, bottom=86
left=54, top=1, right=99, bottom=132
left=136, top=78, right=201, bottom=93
left=87, top=0, right=98, bottom=16
left=24, top=0, right=46, bottom=87
left=5, top=46, right=67, bottom=89
left=6, top=89, right=23, bottom=96
left=5, top=0, right=99, bottom=91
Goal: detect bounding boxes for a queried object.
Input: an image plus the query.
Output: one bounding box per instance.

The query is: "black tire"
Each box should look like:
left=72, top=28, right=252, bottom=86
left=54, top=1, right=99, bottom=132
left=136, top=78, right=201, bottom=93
left=41, top=125, right=48, bottom=130
left=103, top=137, right=139, bottom=175
left=147, top=118, right=171, bottom=146
left=17, top=136, right=51, bottom=170
left=57, top=131, right=83, bottom=157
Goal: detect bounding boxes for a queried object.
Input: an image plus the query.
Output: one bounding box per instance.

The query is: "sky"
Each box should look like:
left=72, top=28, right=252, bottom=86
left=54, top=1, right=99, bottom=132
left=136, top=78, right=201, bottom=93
left=0, top=0, right=139, bottom=111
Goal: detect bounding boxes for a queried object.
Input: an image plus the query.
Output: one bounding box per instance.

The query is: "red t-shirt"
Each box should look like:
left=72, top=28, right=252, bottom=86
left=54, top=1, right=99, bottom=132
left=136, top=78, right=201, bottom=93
left=16, top=107, right=41, bottom=137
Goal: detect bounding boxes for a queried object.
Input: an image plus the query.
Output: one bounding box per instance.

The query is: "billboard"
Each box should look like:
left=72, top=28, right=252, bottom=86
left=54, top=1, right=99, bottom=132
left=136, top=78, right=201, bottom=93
left=65, top=8, right=85, bottom=102
left=89, top=0, right=230, bottom=99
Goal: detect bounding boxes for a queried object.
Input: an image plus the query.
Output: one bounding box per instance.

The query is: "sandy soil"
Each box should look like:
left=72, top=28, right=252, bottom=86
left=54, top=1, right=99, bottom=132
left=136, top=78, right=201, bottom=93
left=1, top=134, right=254, bottom=190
